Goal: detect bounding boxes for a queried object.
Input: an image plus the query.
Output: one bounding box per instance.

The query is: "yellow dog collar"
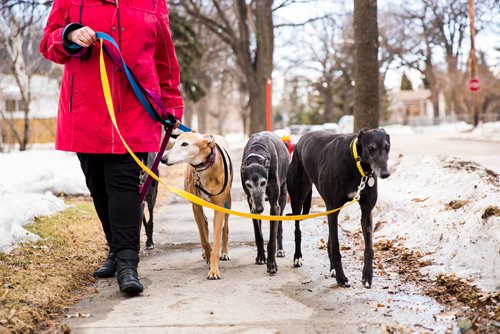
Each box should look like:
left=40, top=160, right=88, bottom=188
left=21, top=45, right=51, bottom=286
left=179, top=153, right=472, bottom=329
left=351, top=137, right=366, bottom=177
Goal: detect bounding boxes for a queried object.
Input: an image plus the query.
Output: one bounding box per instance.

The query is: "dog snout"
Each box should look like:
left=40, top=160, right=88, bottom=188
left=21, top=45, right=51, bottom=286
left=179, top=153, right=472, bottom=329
left=255, top=204, right=264, bottom=214
left=380, top=169, right=390, bottom=179
left=160, top=156, right=168, bottom=165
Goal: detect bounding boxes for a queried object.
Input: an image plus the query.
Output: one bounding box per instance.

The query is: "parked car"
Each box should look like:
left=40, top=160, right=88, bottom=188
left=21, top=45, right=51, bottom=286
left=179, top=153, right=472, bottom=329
left=337, top=115, right=354, bottom=134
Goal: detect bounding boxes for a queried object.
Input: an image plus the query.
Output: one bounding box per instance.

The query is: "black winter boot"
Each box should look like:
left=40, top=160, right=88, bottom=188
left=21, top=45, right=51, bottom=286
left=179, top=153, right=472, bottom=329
left=93, top=252, right=117, bottom=278
left=116, top=249, right=143, bottom=295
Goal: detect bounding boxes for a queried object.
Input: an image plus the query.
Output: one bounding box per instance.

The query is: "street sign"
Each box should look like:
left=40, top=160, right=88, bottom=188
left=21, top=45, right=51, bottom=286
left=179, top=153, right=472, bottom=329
left=468, top=78, right=481, bottom=92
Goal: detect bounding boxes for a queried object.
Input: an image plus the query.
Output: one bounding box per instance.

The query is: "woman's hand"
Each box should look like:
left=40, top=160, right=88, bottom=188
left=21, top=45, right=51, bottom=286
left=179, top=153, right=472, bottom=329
left=68, top=26, right=97, bottom=48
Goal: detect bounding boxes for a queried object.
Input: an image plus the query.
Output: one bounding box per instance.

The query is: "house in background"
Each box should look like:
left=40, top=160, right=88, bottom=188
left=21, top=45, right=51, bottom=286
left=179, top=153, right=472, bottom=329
left=0, top=75, right=60, bottom=146
left=388, top=89, right=446, bottom=126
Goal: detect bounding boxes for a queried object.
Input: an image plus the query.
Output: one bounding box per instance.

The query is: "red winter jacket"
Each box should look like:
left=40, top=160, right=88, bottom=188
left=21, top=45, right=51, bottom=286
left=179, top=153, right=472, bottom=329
left=40, top=0, right=183, bottom=153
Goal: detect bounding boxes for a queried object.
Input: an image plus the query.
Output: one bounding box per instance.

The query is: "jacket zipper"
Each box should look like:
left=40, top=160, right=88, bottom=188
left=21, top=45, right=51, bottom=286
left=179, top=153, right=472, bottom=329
left=69, top=74, right=74, bottom=112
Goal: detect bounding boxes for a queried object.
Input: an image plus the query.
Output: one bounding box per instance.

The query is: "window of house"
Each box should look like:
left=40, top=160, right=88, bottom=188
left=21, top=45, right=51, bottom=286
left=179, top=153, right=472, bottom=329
left=5, top=99, right=17, bottom=112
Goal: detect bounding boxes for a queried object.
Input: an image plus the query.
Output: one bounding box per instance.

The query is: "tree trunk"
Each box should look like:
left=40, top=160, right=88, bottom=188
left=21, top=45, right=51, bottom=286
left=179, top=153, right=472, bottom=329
left=353, top=0, right=379, bottom=131
left=248, top=0, right=274, bottom=135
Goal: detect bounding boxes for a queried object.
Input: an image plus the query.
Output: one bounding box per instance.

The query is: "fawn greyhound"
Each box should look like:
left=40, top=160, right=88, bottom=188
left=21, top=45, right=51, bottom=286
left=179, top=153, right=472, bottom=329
left=162, top=132, right=233, bottom=280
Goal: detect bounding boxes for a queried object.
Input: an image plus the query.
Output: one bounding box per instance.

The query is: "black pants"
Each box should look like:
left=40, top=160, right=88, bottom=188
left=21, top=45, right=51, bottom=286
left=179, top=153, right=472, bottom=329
left=77, top=153, right=146, bottom=253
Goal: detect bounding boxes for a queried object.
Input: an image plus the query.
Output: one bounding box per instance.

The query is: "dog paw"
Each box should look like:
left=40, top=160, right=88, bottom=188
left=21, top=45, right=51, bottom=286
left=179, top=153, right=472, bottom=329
left=293, top=257, right=303, bottom=267
left=207, top=269, right=221, bottom=280
left=255, top=254, right=266, bottom=265
left=362, top=273, right=373, bottom=289
left=336, top=275, right=350, bottom=288
left=220, top=253, right=230, bottom=261
left=267, top=260, right=278, bottom=275
left=276, top=249, right=285, bottom=258
left=330, top=269, right=336, bottom=278
left=145, top=243, right=154, bottom=250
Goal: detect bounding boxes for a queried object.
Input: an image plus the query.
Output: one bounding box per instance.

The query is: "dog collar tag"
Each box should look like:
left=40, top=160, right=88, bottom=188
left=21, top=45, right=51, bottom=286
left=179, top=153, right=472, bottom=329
left=367, top=176, right=375, bottom=187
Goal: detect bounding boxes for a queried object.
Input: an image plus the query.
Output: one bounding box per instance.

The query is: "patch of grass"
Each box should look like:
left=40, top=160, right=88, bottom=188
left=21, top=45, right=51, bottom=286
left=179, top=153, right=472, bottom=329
left=0, top=198, right=106, bottom=333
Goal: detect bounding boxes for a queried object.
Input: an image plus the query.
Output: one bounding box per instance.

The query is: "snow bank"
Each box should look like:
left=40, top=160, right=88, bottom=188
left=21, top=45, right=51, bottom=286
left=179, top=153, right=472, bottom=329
left=0, top=149, right=87, bottom=252
left=340, top=154, right=500, bottom=292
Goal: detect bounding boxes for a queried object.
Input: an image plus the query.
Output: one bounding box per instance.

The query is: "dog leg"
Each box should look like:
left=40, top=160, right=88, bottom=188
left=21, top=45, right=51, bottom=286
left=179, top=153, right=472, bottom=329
left=207, top=210, right=225, bottom=280
left=327, top=210, right=350, bottom=287
left=360, top=206, right=374, bottom=289
left=193, top=204, right=211, bottom=264
left=253, top=219, right=266, bottom=264
left=145, top=202, right=155, bottom=250
left=220, top=195, right=231, bottom=261
left=267, top=202, right=280, bottom=274
left=276, top=188, right=287, bottom=258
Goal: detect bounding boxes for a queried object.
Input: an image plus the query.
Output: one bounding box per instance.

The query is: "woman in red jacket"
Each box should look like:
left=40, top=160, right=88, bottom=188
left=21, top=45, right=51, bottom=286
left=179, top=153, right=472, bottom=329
left=40, top=0, right=183, bottom=295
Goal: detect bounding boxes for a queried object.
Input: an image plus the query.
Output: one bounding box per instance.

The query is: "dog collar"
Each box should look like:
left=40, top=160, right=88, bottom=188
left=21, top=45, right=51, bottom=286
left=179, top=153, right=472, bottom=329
left=191, top=148, right=216, bottom=172
left=350, top=137, right=367, bottom=177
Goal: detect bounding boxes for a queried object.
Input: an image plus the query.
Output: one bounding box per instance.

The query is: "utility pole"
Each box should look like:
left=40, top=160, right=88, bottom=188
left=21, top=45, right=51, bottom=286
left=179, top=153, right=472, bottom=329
left=468, top=0, right=480, bottom=127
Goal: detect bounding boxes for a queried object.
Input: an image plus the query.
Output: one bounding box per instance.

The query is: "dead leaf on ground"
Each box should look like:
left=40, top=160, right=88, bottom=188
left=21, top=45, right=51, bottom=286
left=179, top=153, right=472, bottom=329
left=445, top=200, right=470, bottom=210
left=412, top=197, right=430, bottom=203
left=481, top=206, right=500, bottom=220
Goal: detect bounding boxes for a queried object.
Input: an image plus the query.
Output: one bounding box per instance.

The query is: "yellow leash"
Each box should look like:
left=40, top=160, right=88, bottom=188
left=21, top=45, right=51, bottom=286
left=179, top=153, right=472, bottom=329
left=99, top=39, right=358, bottom=221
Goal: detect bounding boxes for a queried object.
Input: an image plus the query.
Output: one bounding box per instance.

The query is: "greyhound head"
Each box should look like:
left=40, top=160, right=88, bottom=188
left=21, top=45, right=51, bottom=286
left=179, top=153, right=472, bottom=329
left=161, top=132, right=215, bottom=166
left=357, top=128, right=391, bottom=179
left=241, top=159, right=270, bottom=214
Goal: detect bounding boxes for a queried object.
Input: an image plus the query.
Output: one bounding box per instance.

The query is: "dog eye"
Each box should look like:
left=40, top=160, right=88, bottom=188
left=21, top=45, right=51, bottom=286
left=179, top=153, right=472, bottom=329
left=369, top=146, right=376, bottom=152
left=181, top=142, right=189, bottom=147
left=260, top=181, right=267, bottom=187
left=245, top=182, right=253, bottom=188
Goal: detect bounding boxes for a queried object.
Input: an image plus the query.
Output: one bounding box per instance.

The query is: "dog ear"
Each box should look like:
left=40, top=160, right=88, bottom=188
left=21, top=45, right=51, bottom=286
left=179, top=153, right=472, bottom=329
left=357, top=128, right=368, bottom=140
left=203, top=134, right=216, bottom=148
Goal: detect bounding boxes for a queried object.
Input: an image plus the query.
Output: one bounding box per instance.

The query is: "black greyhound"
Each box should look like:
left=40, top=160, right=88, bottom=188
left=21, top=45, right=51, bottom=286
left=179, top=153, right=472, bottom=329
left=287, top=128, right=390, bottom=288
left=142, top=152, right=159, bottom=250
left=241, top=131, right=290, bottom=274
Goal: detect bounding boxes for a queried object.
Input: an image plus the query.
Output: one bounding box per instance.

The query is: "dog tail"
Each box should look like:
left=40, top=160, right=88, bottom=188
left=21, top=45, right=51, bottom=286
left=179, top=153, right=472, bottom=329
left=302, top=190, right=312, bottom=215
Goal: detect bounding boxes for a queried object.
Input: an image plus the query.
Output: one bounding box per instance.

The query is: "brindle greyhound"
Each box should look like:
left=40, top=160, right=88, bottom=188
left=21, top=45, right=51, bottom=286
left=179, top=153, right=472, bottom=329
left=162, top=132, right=233, bottom=280
left=287, top=128, right=390, bottom=288
left=241, top=131, right=290, bottom=274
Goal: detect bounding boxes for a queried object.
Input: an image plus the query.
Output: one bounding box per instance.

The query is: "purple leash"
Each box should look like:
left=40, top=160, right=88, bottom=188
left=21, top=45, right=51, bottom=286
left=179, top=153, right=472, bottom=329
left=139, top=125, right=173, bottom=202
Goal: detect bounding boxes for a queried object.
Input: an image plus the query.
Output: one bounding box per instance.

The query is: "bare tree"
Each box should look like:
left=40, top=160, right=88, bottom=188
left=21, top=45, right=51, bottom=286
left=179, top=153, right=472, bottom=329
left=0, top=0, right=50, bottom=150
left=353, top=0, right=379, bottom=131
